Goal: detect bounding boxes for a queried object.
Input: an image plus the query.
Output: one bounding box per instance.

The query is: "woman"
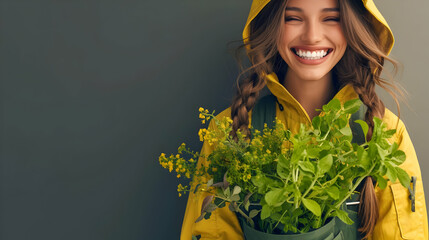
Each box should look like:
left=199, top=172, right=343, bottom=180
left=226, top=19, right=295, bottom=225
left=181, top=0, right=428, bottom=239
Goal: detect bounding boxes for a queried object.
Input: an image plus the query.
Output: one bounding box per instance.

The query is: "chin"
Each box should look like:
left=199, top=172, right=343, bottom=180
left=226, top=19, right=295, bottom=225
left=296, top=72, right=330, bottom=82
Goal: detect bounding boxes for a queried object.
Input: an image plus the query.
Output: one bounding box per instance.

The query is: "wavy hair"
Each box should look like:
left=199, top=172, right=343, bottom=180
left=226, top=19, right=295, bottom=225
left=230, top=0, right=403, bottom=238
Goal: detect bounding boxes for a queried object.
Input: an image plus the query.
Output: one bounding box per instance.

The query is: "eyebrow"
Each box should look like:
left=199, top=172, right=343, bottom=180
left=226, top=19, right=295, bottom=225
left=285, top=7, right=339, bottom=12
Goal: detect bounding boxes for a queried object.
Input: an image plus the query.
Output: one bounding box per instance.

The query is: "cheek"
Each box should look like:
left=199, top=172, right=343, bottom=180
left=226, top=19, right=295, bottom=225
left=278, top=27, right=295, bottom=55
left=332, top=27, right=347, bottom=49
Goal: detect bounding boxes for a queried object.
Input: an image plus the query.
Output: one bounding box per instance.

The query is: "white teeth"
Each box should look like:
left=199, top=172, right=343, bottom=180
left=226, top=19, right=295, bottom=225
left=294, top=49, right=329, bottom=60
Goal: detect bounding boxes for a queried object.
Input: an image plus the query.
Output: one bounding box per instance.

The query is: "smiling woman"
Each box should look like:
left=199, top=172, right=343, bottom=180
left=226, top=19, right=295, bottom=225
left=180, top=0, right=428, bottom=239
left=278, top=0, right=347, bottom=119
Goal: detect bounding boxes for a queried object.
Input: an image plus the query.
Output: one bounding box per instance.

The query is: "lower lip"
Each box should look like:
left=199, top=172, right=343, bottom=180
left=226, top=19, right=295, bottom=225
left=292, top=50, right=331, bottom=65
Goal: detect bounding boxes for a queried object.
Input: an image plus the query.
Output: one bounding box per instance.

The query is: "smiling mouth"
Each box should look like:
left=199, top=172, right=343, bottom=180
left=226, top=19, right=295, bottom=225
left=291, top=48, right=333, bottom=60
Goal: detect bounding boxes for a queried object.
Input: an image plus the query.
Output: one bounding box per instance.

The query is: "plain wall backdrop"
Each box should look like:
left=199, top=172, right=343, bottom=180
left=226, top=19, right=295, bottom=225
left=0, top=0, right=428, bottom=239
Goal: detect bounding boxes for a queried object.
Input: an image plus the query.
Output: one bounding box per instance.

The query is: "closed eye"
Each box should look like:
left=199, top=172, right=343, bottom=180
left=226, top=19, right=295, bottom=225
left=285, top=17, right=302, bottom=22
left=324, top=17, right=340, bottom=22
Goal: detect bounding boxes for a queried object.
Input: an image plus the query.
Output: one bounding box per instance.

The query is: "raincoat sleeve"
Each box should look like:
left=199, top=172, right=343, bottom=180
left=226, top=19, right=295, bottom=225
left=180, top=116, right=244, bottom=240
left=371, top=114, right=428, bottom=240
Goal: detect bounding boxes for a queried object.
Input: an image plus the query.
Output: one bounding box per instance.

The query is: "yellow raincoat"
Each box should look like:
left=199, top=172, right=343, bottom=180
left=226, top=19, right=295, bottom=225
left=181, top=0, right=428, bottom=239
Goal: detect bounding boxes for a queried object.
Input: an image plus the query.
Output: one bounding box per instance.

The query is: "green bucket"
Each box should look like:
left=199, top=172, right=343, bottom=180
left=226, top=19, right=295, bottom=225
left=239, top=195, right=362, bottom=240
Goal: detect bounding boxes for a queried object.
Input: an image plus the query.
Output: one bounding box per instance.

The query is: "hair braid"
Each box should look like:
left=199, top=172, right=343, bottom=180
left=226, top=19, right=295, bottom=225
left=230, top=73, right=266, bottom=141
left=230, top=0, right=287, bottom=141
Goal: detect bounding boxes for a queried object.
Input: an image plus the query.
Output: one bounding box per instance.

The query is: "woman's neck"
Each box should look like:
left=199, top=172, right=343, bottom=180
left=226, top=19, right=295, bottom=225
left=282, top=71, right=336, bottom=120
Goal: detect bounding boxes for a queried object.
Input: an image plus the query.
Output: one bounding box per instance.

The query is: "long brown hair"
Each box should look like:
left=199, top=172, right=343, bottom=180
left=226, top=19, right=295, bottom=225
left=230, top=0, right=403, bottom=238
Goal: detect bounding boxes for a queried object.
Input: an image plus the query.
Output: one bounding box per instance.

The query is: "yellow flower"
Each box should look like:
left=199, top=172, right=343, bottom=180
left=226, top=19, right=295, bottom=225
left=189, top=158, right=194, bottom=163
left=199, top=113, right=205, bottom=119
left=202, top=119, right=206, bottom=124
left=199, top=107, right=204, bottom=112
left=266, top=149, right=271, bottom=154
left=177, top=174, right=181, bottom=178
left=178, top=193, right=182, bottom=197
left=185, top=172, right=190, bottom=178
left=198, top=129, right=207, bottom=142
left=212, top=167, right=217, bottom=172
left=168, top=161, right=174, bottom=172
left=178, top=143, right=186, bottom=153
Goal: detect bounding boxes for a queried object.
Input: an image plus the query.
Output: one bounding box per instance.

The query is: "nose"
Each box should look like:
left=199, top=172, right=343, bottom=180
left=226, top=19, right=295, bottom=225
left=301, top=20, right=323, bottom=44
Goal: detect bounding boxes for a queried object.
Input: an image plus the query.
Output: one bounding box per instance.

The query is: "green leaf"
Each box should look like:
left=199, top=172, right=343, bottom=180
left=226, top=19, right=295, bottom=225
left=244, top=200, right=250, bottom=211
left=339, top=127, right=352, bottom=136
left=335, top=209, right=354, bottom=225
left=354, top=120, right=368, bottom=142
left=277, top=163, right=289, bottom=179
left=344, top=99, right=362, bottom=114
left=376, top=144, right=389, bottom=161
left=278, top=154, right=289, bottom=168
left=230, top=195, right=240, bottom=202
left=326, top=186, right=340, bottom=200
left=265, top=188, right=286, bottom=207
left=323, top=99, right=341, bottom=112
left=376, top=175, right=388, bottom=189
left=249, top=209, right=260, bottom=218
left=251, top=175, right=279, bottom=194
left=261, top=204, right=272, bottom=220
left=299, top=161, right=315, bottom=174
left=391, top=150, right=406, bottom=165
left=302, top=198, right=321, bottom=216
left=357, top=145, right=370, bottom=170
left=385, top=163, right=398, bottom=183
left=307, top=147, right=321, bottom=158
left=396, top=167, right=411, bottom=188
left=223, top=187, right=230, bottom=198
left=383, top=129, right=396, bottom=138
left=312, top=116, right=322, bottom=130
left=232, top=186, right=241, bottom=196
left=318, top=154, right=333, bottom=175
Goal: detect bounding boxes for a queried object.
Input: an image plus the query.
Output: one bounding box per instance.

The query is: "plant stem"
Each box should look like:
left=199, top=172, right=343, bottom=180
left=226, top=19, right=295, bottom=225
left=236, top=207, right=255, bottom=228
left=302, top=175, right=318, bottom=199
left=273, top=208, right=288, bottom=230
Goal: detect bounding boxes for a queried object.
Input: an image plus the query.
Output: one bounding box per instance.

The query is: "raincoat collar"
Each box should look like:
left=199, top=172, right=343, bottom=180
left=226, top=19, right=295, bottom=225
left=264, top=72, right=359, bottom=121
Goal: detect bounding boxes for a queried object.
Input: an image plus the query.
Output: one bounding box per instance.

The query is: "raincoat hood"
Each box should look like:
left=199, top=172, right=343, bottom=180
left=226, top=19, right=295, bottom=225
left=242, top=0, right=394, bottom=54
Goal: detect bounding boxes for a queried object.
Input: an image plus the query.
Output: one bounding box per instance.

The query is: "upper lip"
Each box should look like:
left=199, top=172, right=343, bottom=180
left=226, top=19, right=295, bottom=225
left=291, top=46, right=332, bottom=51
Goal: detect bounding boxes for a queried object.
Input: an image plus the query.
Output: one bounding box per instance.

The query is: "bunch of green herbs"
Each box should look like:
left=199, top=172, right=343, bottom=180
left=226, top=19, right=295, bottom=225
left=159, top=99, right=410, bottom=234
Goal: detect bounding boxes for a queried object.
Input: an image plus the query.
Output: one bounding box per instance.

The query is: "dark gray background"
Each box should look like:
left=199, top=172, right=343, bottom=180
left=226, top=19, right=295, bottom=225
left=0, top=0, right=427, bottom=239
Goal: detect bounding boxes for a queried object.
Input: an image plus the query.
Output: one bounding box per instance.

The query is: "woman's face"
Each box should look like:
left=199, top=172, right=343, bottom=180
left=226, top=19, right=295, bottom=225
left=278, top=0, right=347, bottom=82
